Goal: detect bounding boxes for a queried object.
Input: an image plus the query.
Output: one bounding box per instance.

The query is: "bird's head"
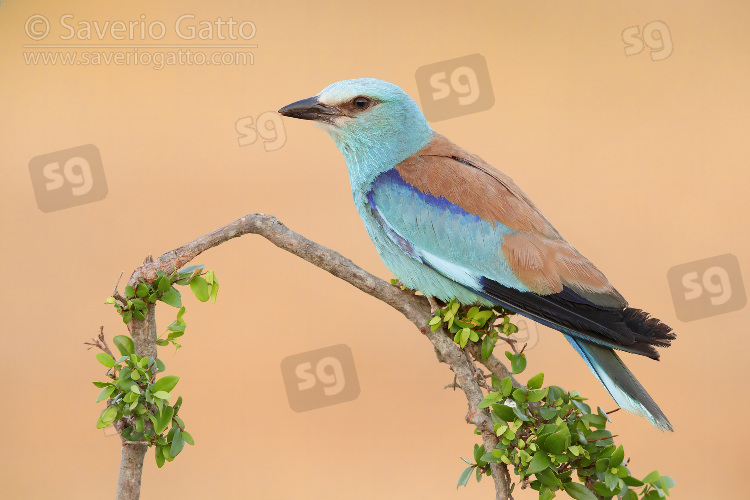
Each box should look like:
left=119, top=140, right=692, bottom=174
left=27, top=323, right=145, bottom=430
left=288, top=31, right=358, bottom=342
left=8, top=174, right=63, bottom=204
left=279, top=78, right=434, bottom=177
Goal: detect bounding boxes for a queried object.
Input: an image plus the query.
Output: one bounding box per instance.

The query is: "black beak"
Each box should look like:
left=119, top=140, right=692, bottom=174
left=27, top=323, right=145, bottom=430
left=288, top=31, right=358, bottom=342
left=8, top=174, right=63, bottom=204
left=278, top=96, right=343, bottom=122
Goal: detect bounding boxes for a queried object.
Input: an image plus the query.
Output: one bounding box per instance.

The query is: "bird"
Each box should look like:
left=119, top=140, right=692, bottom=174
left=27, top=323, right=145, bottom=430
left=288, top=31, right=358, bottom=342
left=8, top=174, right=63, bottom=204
left=278, top=78, right=676, bottom=431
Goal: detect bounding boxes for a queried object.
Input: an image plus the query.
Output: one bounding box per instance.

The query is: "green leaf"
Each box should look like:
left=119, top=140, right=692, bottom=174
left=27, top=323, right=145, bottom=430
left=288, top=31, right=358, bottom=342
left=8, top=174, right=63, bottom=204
left=473, top=310, right=493, bottom=327
left=136, top=283, right=149, bottom=298
left=93, top=381, right=110, bottom=388
left=505, top=351, right=527, bottom=374
left=536, top=467, right=561, bottom=487
left=539, top=407, right=557, bottom=420
left=539, top=485, right=556, bottom=500
left=609, top=445, right=625, bottom=468
left=457, top=466, right=473, bottom=488
left=112, top=336, right=135, bottom=356
left=581, top=413, right=608, bottom=429
left=189, top=276, right=210, bottom=302
left=170, top=428, right=185, bottom=457
left=622, top=491, right=638, bottom=500
left=492, top=404, right=517, bottom=422
left=562, top=482, right=598, bottom=500
left=162, top=442, right=172, bottom=461
left=586, top=430, right=613, bottom=445
left=527, top=372, right=544, bottom=390
left=525, top=451, right=551, bottom=474
left=527, top=389, right=546, bottom=402
left=512, top=388, right=526, bottom=403
left=473, top=444, right=485, bottom=463
left=155, top=359, right=166, bottom=372
left=122, top=310, right=132, bottom=324
left=100, top=406, right=118, bottom=426
left=604, top=470, right=619, bottom=490
left=131, top=298, right=147, bottom=310
left=659, top=475, right=676, bottom=494
left=96, top=353, right=115, bottom=368
left=642, top=470, right=660, bottom=484
left=622, top=476, right=644, bottom=487
left=178, top=264, right=204, bottom=278
left=96, top=386, right=115, bottom=403
left=512, top=407, right=531, bottom=421
left=156, top=276, right=171, bottom=293
left=124, top=285, right=135, bottom=298
left=153, top=391, right=171, bottom=400
left=104, top=297, right=116, bottom=304
left=152, top=375, right=180, bottom=394
left=481, top=335, right=496, bottom=361
left=154, top=406, right=174, bottom=435
left=541, top=432, right=566, bottom=455
left=594, top=482, right=619, bottom=497
left=155, top=445, right=165, bottom=468
left=182, top=430, right=194, bottom=445
left=478, top=392, right=502, bottom=409
left=208, top=276, right=219, bottom=303
left=501, top=377, right=513, bottom=397
left=459, top=328, right=471, bottom=348
left=160, top=287, right=182, bottom=308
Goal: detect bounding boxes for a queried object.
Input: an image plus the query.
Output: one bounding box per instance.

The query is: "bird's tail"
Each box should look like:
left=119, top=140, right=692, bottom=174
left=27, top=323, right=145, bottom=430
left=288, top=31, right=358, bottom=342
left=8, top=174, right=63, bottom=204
left=564, top=334, right=673, bottom=432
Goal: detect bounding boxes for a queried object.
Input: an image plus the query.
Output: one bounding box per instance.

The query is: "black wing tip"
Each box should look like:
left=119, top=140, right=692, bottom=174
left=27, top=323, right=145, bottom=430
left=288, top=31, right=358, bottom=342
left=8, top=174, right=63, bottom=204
left=476, top=276, right=676, bottom=359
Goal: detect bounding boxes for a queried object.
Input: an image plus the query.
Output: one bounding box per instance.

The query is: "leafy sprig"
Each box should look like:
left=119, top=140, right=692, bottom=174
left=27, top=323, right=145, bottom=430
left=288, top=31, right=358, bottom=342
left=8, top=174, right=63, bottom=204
left=430, top=301, right=675, bottom=499
left=104, top=265, right=219, bottom=351
left=94, top=336, right=192, bottom=467
left=95, top=264, right=219, bottom=467
left=429, top=298, right=519, bottom=360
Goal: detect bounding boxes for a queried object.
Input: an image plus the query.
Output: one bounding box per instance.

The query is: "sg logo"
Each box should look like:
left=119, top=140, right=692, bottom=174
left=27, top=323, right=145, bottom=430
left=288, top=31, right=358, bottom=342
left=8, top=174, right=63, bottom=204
left=280, top=344, right=360, bottom=413
left=236, top=111, right=286, bottom=151
left=667, top=254, right=746, bottom=322
left=513, top=317, right=539, bottom=351
left=28, top=144, right=108, bottom=213
left=415, top=53, right=495, bottom=122
left=622, top=21, right=673, bottom=61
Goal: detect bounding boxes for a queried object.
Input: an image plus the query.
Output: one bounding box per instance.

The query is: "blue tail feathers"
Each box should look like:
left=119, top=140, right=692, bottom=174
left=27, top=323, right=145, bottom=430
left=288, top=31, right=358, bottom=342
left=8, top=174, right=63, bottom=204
left=565, top=334, right=673, bottom=431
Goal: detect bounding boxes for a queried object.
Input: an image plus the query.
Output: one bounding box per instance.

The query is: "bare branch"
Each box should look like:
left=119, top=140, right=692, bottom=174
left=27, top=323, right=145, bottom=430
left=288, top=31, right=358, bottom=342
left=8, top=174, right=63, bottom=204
left=84, top=326, right=115, bottom=359
left=114, top=213, right=516, bottom=499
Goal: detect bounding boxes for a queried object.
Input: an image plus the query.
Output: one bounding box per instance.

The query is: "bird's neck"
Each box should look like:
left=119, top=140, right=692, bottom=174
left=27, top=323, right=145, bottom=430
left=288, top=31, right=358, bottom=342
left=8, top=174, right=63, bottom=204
left=336, top=124, right=434, bottom=200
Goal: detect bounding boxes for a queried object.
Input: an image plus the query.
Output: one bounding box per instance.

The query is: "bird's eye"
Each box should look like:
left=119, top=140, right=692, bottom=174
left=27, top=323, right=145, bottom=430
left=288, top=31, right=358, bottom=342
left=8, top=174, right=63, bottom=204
left=352, top=96, right=371, bottom=109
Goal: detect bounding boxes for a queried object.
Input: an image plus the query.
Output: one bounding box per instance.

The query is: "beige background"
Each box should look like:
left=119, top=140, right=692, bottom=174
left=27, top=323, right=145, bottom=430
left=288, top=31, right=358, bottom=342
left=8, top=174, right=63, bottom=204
left=1, top=1, right=748, bottom=498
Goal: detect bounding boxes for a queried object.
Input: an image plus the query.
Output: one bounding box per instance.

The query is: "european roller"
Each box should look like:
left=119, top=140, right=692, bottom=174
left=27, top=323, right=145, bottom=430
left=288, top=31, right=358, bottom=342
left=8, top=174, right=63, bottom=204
left=279, top=78, right=676, bottom=431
